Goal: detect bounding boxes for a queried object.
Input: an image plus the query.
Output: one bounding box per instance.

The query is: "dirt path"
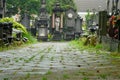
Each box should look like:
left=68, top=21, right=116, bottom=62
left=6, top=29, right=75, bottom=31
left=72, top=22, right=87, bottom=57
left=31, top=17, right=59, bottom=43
left=0, top=42, right=120, bottom=80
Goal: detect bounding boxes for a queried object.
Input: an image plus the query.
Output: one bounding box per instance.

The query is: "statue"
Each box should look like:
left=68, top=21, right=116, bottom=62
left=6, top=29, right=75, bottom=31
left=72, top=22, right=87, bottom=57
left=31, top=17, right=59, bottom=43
left=55, top=17, right=60, bottom=31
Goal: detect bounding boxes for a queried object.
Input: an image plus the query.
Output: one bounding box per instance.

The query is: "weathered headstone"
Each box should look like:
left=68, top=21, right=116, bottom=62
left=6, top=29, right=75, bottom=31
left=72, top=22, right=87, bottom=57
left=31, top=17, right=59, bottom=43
left=75, top=15, right=83, bottom=37
left=98, top=11, right=107, bottom=36
left=30, top=20, right=36, bottom=36
left=21, top=12, right=30, bottom=31
left=64, top=8, right=77, bottom=40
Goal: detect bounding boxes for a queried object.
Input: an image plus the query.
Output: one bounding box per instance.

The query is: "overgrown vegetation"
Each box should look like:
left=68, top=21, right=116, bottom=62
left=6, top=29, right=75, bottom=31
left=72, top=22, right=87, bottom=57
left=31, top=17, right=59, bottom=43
left=0, top=17, right=27, bottom=34
left=71, top=37, right=103, bottom=52
left=0, top=17, right=37, bottom=51
left=71, top=37, right=120, bottom=59
left=0, top=17, right=36, bottom=43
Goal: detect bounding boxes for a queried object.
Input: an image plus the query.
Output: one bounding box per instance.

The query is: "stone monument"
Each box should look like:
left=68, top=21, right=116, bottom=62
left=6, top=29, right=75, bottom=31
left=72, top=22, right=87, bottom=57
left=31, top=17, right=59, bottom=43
left=36, top=0, right=49, bottom=41
left=51, top=1, right=64, bottom=40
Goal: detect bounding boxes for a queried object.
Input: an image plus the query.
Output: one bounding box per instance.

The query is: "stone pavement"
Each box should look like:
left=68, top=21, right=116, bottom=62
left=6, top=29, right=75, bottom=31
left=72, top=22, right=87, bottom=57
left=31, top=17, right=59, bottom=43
left=0, top=42, right=120, bottom=80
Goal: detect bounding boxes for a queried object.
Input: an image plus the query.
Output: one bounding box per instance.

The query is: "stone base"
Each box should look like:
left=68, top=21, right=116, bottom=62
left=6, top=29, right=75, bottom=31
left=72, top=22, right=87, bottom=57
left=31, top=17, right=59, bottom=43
left=37, top=36, right=48, bottom=41
left=64, top=33, right=75, bottom=41
left=52, top=31, right=62, bottom=41
left=101, top=36, right=120, bottom=52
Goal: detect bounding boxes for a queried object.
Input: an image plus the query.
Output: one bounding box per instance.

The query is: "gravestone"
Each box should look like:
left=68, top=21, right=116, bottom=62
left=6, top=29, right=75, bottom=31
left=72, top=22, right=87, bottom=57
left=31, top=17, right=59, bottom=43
left=64, top=8, right=77, bottom=40
left=30, top=20, right=36, bottom=36
left=98, top=11, right=107, bottom=39
left=98, top=11, right=107, bottom=43
left=75, top=15, right=83, bottom=38
left=21, top=12, right=30, bottom=31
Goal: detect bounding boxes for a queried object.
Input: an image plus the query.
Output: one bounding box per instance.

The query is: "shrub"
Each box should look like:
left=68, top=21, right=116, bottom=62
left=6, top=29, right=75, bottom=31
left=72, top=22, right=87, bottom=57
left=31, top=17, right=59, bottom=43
left=0, top=17, right=37, bottom=43
left=0, top=17, right=27, bottom=34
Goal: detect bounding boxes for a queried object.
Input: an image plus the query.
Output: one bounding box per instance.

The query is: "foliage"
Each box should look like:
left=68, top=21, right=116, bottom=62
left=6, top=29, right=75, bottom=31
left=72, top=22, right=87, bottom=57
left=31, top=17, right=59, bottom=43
left=84, top=35, right=97, bottom=46
left=85, top=10, right=91, bottom=21
left=42, top=77, right=47, bottom=80
left=22, top=32, right=37, bottom=43
left=85, top=10, right=96, bottom=28
left=71, top=37, right=120, bottom=58
left=0, top=17, right=27, bottom=34
left=6, top=0, right=76, bottom=15
left=48, top=33, right=53, bottom=41
left=70, top=37, right=103, bottom=52
left=47, top=0, right=77, bottom=14
left=109, top=52, right=120, bottom=59
left=6, top=0, right=40, bottom=15
left=0, top=17, right=37, bottom=43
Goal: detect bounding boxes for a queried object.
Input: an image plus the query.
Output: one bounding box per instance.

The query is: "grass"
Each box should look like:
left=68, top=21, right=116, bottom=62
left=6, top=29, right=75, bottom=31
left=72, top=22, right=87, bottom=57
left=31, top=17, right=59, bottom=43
left=99, top=74, right=107, bottom=79
left=0, top=41, right=37, bottom=52
left=42, top=77, right=48, bottom=80
left=3, top=78, right=9, bottom=80
left=70, top=37, right=104, bottom=53
left=45, top=70, right=52, bottom=75
left=83, top=77, right=89, bottom=80
left=70, top=37, right=120, bottom=58
left=50, top=57, right=54, bottom=61
left=109, top=52, right=120, bottom=59
left=0, top=70, right=3, bottom=73
left=24, top=73, right=30, bottom=80
left=24, top=55, right=35, bottom=63
left=61, top=56, right=64, bottom=60
left=0, top=32, right=37, bottom=52
left=40, top=55, right=44, bottom=61
left=47, top=47, right=52, bottom=52
left=63, top=74, right=70, bottom=79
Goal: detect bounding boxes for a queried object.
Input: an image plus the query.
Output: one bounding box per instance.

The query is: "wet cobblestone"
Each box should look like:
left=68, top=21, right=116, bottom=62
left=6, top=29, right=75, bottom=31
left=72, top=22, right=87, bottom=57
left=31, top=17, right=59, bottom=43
left=0, top=42, right=120, bottom=80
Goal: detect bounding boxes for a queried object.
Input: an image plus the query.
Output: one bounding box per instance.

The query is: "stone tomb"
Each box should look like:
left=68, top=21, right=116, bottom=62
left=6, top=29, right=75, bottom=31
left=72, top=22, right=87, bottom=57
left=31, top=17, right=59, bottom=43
left=51, top=1, right=64, bottom=41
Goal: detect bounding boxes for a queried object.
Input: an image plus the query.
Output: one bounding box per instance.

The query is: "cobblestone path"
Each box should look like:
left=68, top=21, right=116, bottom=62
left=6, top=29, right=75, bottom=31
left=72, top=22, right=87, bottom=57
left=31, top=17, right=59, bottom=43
left=0, top=42, right=120, bottom=80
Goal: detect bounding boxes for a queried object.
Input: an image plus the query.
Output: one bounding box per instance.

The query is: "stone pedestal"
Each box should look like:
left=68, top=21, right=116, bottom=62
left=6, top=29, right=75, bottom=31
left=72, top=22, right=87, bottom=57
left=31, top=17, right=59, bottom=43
left=101, top=36, right=120, bottom=52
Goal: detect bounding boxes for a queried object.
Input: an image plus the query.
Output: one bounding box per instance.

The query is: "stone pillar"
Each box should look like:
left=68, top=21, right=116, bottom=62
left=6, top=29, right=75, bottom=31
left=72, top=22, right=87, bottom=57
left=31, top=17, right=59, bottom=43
left=60, top=13, right=63, bottom=28
left=52, top=13, right=55, bottom=28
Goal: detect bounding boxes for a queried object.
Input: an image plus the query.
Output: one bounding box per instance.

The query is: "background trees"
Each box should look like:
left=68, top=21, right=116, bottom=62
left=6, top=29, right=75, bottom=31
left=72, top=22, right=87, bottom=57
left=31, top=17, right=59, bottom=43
left=6, top=0, right=40, bottom=15
left=6, top=0, right=76, bottom=15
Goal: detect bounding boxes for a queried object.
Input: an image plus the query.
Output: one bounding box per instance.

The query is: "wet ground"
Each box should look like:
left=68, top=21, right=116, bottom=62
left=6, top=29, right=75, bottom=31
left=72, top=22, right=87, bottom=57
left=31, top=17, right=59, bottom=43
left=0, top=42, right=120, bottom=80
